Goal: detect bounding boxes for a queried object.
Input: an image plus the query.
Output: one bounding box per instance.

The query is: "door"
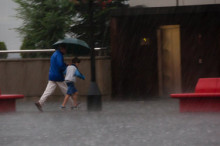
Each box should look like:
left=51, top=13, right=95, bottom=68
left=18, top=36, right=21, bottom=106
left=157, top=25, right=182, bottom=96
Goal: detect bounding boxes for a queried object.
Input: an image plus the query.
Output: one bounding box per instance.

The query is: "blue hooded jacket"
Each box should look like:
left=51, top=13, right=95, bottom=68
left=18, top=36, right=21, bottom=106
left=49, top=50, right=67, bottom=81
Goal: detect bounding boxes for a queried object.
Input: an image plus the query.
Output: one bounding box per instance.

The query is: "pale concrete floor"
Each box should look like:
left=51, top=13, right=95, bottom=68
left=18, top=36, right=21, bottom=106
left=0, top=97, right=220, bottom=146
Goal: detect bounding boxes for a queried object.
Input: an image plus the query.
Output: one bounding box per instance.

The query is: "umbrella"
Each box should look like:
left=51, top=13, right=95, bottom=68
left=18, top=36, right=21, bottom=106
left=53, top=38, right=90, bottom=56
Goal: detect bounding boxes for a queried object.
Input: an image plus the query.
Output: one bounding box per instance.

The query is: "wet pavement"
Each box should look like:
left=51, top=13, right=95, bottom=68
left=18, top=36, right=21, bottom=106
left=0, top=97, right=220, bottom=146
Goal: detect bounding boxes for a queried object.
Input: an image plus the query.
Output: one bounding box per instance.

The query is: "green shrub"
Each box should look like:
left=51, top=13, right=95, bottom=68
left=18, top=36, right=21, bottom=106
left=0, top=42, right=8, bottom=59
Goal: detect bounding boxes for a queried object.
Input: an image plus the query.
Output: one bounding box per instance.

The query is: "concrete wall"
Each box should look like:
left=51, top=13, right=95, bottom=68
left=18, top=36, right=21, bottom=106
left=0, top=57, right=112, bottom=99
left=129, top=0, right=220, bottom=7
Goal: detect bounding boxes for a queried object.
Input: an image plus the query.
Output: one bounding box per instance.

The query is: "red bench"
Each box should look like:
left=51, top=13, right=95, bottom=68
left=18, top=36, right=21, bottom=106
left=0, top=90, right=24, bottom=112
left=170, top=78, right=220, bottom=112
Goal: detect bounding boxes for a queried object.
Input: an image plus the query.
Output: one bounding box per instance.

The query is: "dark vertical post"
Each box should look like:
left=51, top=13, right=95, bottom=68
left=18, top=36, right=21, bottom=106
left=176, top=0, right=179, bottom=6
left=87, top=0, right=102, bottom=111
left=89, top=0, right=95, bottom=82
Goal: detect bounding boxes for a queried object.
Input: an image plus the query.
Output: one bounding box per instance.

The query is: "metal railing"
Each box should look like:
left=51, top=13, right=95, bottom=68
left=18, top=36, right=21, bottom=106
left=0, top=49, right=55, bottom=54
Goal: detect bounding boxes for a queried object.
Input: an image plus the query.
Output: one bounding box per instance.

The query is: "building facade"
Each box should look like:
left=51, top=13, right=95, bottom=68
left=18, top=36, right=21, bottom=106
left=111, top=4, right=220, bottom=100
left=129, top=0, right=220, bottom=7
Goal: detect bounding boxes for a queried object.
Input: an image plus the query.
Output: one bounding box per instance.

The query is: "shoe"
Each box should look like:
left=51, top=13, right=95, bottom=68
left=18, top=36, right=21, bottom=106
left=60, top=106, right=66, bottom=111
left=35, top=102, right=43, bottom=112
left=71, top=102, right=81, bottom=110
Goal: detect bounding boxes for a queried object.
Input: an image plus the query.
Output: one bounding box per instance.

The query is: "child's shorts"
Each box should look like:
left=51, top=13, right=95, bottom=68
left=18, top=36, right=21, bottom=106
left=66, top=82, right=77, bottom=95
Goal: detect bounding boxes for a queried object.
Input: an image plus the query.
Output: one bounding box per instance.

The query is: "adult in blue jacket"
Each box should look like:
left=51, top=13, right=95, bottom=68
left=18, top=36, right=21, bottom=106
left=35, top=45, right=68, bottom=112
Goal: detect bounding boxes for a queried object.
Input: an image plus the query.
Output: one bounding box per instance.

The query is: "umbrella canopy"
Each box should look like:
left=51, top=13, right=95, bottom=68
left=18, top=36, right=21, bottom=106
left=53, top=38, right=90, bottom=56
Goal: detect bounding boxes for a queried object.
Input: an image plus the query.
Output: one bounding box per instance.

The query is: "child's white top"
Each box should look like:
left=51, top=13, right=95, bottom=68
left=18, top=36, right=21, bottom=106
left=65, top=65, right=77, bottom=83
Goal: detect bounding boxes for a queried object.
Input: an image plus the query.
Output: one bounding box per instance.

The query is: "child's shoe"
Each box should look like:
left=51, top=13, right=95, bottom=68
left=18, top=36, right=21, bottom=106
left=60, top=106, right=66, bottom=111
left=71, top=103, right=81, bottom=110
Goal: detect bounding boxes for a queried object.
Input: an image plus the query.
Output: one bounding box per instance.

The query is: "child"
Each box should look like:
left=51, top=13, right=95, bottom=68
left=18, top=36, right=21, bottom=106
left=61, top=57, right=85, bottom=110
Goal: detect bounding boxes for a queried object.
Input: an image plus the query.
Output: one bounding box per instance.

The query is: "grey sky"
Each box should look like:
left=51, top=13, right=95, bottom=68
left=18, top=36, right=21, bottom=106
left=0, top=0, right=22, bottom=58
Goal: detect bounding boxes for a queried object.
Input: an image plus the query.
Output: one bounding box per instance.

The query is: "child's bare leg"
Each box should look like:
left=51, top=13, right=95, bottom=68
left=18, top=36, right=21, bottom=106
left=73, top=92, right=78, bottom=106
left=62, top=94, right=71, bottom=107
